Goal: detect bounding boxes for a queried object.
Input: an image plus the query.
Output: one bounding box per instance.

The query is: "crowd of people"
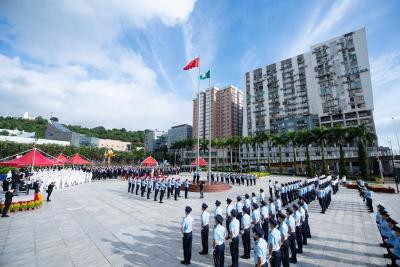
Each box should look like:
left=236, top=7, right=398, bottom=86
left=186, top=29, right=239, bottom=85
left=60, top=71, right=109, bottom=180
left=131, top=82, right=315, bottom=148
left=181, top=174, right=340, bottom=266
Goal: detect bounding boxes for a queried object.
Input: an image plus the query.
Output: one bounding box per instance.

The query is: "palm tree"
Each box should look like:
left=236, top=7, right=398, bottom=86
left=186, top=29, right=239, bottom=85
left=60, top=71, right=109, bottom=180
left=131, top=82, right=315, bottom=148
left=329, top=126, right=354, bottom=178
left=287, top=131, right=299, bottom=176
left=259, top=131, right=272, bottom=172
left=272, top=133, right=288, bottom=175
left=311, top=127, right=329, bottom=175
left=297, top=130, right=315, bottom=177
left=251, top=133, right=263, bottom=172
left=241, top=136, right=253, bottom=172
left=350, top=125, right=376, bottom=180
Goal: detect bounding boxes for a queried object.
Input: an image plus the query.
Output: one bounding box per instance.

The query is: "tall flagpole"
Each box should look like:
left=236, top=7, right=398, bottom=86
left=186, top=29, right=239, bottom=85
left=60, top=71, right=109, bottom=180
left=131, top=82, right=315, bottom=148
left=197, top=56, right=201, bottom=174
left=208, top=70, right=212, bottom=174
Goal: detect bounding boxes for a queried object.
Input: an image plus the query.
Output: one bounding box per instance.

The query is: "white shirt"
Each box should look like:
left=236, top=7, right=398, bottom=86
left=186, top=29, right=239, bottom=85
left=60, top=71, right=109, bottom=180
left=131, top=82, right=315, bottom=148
left=260, top=206, right=269, bottom=219
left=226, top=204, right=234, bottom=217
left=254, top=238, right=268, bottom=265
left=241, top=214, right=251, bottom=230
left=182, top=215, right=194, bottom=233
left=236, top=201, right=243, bottom=213
left=229, top=218, right=240, bottom=238
left=201, top=211, right=210, bottom=227
left=213, top=224, right=227, bottom=245
left=214, top=206, right=223, bottom=217
left=268, top=228, right=282, bottom=252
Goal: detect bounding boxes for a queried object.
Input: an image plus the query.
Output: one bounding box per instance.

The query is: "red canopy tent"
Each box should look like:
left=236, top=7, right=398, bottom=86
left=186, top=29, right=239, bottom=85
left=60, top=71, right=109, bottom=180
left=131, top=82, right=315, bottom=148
left=66, top=154, right=92, bottom=165
left=191, top=156, right=208, bottom=167
left=56, top=153, right=69, bottom=164
left=141, top=156, right=158, bottom=166
left=0, top=148, right=63, bottom=167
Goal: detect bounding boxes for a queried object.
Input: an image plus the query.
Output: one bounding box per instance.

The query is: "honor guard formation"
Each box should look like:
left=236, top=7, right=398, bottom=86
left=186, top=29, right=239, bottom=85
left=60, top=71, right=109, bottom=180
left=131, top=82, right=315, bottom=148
left=180, top=174, right=341, bottom=266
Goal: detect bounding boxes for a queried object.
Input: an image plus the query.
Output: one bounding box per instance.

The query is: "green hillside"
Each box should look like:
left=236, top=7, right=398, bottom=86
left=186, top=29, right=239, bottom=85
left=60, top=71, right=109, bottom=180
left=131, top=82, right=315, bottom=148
left=0, top=116, right=145, bottom=145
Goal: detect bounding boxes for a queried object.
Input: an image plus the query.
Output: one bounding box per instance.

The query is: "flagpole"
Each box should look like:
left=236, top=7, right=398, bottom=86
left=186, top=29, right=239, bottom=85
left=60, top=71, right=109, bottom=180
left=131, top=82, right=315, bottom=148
left=208, top=69, right=212, bottom=175
left=197, top=56, right=201, bottom=175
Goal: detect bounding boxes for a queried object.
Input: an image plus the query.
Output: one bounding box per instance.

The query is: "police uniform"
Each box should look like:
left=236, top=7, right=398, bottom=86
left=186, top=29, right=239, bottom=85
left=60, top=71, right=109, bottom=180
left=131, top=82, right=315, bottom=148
left=286, top=207, right=297, bottom=263
left=200, top=203, right=210, bottom=255
left=240, top=207, right=251, bottom=259
left=268, top=219, right=282, bottom=267
left=213, top=214, right=226, bottom=267
left=253, top=224, right=268, bottom=267
left=229, top=210, right=240, bottom=267
left=181, top=206, right=193, bottom=265
left=278, top=212, right=290, bottom=267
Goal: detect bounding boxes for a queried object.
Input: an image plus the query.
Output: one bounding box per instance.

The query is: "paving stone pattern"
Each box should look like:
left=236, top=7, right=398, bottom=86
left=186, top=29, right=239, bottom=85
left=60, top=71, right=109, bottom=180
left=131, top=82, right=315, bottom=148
left=0, top=175, right=396, bottom=267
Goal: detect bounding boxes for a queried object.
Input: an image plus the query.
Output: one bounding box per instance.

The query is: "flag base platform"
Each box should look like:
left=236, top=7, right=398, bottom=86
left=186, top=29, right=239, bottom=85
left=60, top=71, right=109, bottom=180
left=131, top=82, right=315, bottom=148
left=186, top=182, right=231, bottom=192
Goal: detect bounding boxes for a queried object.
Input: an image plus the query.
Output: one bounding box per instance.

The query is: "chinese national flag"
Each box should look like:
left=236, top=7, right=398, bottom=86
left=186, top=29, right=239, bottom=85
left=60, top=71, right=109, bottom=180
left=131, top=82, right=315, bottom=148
left=183, top=57, right=200, bottom=70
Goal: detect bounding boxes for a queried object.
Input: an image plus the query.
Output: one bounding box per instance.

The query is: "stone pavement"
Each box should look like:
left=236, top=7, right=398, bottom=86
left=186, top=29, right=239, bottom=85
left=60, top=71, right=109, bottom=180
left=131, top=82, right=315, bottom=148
left=0, top=175, right=397, bottom=267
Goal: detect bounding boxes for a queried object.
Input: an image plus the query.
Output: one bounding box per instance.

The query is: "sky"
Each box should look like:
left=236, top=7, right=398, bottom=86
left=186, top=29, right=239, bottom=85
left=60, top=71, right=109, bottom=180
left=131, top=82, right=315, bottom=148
left=0, top=0, right=399, bottom=149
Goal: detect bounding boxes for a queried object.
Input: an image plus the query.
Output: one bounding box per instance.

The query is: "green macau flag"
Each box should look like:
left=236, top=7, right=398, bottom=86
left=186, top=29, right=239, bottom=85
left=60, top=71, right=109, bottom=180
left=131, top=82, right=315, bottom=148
left=199, top=70, right=210, bottom=80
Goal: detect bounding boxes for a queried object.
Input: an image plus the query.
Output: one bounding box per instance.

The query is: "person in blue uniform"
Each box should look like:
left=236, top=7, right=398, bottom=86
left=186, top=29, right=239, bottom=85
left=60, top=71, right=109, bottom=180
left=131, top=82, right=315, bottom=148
left=228, top=209, right=240, bottom=267
left=159, top=179, right=166, bottom=203
left=286, top=207, right=297, bottom=263
left=213, top=214, right=226, bottom=267
left=278, top=211, right=290, bottom=267
left=254, top=224, right=269, bottom=267
left=181, top=206, right=194, bottom=265
left=240, top=206, right=251, bottom=259
left=146, top=178, right=152, bottom=199
left=199, top=203, right=210, bottom=255
left=268, top=218, right=282, bottom=267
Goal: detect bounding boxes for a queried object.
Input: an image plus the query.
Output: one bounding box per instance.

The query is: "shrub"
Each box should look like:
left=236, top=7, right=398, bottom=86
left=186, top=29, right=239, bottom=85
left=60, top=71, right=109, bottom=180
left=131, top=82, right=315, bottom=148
left=28, top=201, right=35, bottom=210
left=0, top=204, right=4, bottom=213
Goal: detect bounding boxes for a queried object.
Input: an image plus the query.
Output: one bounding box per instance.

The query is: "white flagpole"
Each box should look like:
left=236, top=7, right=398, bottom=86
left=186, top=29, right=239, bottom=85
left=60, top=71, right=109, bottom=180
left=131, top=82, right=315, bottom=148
left=197, top=57, right=201, bottom=174
left=208, top=69, right=212, bottom=174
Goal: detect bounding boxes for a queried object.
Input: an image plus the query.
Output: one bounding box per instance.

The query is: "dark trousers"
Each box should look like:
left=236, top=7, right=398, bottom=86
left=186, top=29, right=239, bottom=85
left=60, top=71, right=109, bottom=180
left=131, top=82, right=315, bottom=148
left=159, top=190, right=165, bottom=203
left=174, top=188, right=178, bottom=200
left=47, top=190, right=53, bottom=201
left=305, top=215, right=311, bottom=238
left=242, top=228, right=251, bottom=258
left=201, top=225, right=209, bottom=253
left=147, top=188, right=151, bottom=199
left=131, top=184, right=134, bottom=193
left=136, top=185, right=140, bottom=195
left=213, top=243, right=225, bottom=267
left=185, top=187, right=188, bottom=199
left=2, top=201, right=11, bottom=217
left=302, top=224, right=308, bottom=245
left=289, top=233, right=297, bottom=262
left=269, top=188, right=273, bottom=197
left=262, top=220, right=269, bottom=240
left=167, top=188, right=171, bottom=198
left=154, top=189, right=159, bottom=201
left=319, top=198, right=325, bottom=213
left=128, top=183, right=131, bottom=192
left=183, top=232, right=192, bottom=264
left=281, top=239, right=290, bottom=267
left=270, top=250, right=282, bottom=267
left=366, top=198, right=373, bottom=212
left=230, top=237, right=239, bottom=267
left=141, top=186, right=146, bottom=197
left=295, top=226, right=303, bottom=253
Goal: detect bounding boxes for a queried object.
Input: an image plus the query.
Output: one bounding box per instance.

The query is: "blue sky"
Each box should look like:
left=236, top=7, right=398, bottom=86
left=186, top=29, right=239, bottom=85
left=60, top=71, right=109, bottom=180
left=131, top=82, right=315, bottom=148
left=0, top=0, right=399, bottom=149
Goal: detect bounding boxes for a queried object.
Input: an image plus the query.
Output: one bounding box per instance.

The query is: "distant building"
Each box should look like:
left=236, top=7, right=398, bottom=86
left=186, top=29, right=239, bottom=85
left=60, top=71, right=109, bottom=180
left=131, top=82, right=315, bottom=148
left=0, top=129, right=35, bottom=138
left=167, top=124, right=192, bottom=149
left=144, top=130, right=155, bottom=153
left=193, top=85, right=243, bottom=141
left=98, top=139, right=131, bottom=152
left=45, top=120, right=81, bottom=145
left=0, top=136, right=70, bottom=146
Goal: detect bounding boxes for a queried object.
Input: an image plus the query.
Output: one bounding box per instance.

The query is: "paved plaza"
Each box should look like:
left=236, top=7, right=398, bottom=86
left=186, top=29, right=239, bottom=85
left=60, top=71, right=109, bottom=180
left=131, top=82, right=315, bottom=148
left=0, top=175, right=398, bottom=267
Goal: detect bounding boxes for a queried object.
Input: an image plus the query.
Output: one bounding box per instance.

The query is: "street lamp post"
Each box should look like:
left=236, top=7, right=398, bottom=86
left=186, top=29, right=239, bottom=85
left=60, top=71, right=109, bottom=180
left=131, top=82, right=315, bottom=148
left=389, top=140, right=399, bottom=193
left=392, top=117, right=400, bottom=155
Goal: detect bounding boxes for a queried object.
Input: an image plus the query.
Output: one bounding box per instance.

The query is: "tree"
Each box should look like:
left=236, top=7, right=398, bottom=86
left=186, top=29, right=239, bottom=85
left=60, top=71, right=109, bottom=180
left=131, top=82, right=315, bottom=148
left=350, top=125, right=376, bottom=180
left=311, top=127, right=329, bottom=175
left=297, top=130, right=315, bottom=177
left=259, top=131, right=272, bottom=172
left=329, top=126, right=353, bottom=178
left=241, top=136, right=253, bottom=172
left=287, top=131, right=299, bottom=176
left=272, top=133, right=288, bottom=175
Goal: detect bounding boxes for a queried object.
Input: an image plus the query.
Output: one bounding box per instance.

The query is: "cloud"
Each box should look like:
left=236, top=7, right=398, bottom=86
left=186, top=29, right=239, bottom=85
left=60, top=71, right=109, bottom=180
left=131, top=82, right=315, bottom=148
left=0, top=0, right=196, bottom=130
left=370, top=51, right=400, bottom=148
left=287, top=0, right=359, bottom=57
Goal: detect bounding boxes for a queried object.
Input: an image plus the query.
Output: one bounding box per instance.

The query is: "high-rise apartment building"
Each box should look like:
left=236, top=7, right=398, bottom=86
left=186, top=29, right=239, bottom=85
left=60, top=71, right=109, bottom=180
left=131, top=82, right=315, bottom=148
left=243, top=28, right=374, bottom=138
left=193, top=85, right=243, bottom=141
left=167, top=124, right=193, bottom=149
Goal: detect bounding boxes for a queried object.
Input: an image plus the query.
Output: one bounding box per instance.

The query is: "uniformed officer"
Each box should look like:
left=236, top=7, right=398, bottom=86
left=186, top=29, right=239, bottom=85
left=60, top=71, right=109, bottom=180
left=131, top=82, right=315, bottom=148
left=199, top=203, right=210, bottom=255
left=268, top=218, right=282, bottom=267
left=213, top=214, right=226, bottom=267
left=228, top=209, right=240, bottom=267
left=181, top=206, right=194, bottom=265
left=146, top=178, right=152, bottom=199
left=154, top=179, right=160, bottom=201
left=167, top=179, right=172, bottom=199
left=252, top=203, right=261, bottom=227
left=174, top=179, right=179, bottom=201
left=278, top=212, right=290, bottom=267
left=128, top=176, right=132, bottom=193
left=269, top=197, right=276, bottom=221
left=226, top=198, right=234, bottom=229
left=260, top=200, right=269, bottom=240
left=244, top=194, right=251, bottom=210
left=159, top=179, right=166, bottom=203
left=135, top=178, right=140, bottom=195
left=214, top=200, right=223, bottom=219
left=236, top=196, right=243, bottom=229
left=293, top=204, right=303, bottom=254
left=254, top=224, right=269, bottom=267
left=299, top=197, right=311, bottom=238
left=141, top=178, right=147, bottom=197
left=260, top=188, right=265, bottom=203
left=240, top=206, right=251, bottom=259
left=286, top=207, right=297, bottom=263
left=184, top=179, right=190, bottom=199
